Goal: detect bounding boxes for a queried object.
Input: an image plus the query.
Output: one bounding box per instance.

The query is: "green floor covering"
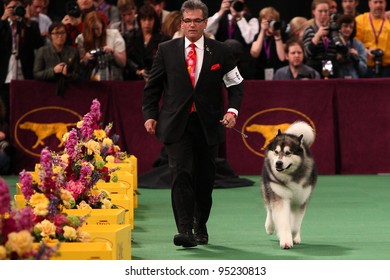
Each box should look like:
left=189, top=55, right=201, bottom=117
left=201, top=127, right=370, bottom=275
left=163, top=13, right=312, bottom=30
left=3, top=174, right=390, bottom=260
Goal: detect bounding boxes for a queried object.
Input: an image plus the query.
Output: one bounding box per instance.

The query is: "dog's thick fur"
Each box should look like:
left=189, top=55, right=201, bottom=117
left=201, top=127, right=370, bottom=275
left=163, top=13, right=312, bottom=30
left=261, top=121, right=317, bottom=249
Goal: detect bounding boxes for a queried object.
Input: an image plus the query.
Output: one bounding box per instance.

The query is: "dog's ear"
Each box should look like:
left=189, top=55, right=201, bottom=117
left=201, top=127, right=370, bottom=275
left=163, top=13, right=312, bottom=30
left=277, top=129, right=282, bottom=136
left=298, top=134, right=303, bottom=143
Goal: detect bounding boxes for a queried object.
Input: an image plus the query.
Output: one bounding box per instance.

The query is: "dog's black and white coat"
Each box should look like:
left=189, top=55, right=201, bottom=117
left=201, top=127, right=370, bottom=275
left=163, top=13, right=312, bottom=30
left=261, top=121, right=317, bottom=249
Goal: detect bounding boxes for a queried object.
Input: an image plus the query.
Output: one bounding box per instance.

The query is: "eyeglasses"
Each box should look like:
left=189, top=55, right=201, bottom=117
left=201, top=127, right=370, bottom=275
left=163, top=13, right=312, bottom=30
left=51, top=31, right=66, bottom=36
left=182, top=18, right=205, bottom=24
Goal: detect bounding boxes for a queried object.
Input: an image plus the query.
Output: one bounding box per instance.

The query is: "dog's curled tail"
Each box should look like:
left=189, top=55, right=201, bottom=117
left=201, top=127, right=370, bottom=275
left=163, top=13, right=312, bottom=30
left=285, top=121, right=315, bottom=147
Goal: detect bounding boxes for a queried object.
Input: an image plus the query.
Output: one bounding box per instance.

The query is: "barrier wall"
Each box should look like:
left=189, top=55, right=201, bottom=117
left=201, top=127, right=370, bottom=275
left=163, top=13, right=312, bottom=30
left=10, top=79, right=390, bottom=175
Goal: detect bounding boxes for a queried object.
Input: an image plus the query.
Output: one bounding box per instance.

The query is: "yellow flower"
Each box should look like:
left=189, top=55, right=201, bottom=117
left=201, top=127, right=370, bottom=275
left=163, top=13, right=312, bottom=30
left=114, top=145, right=121, bottom=152
left=77, top=200, right=92, bottom=210
left=101, top=198, right=113, bottom=209
left=29, top=193, right=49, bottom=216
left=84, top=139, right=100, bottom=155
left=53, top=165, right=62, bottom=174
left=35, top=219, right=56, bottom=239
left=77, top=229, right=91, bottom=242
left=5, top=230, right=34, bottom=257
left=94, top=154, right=103, bottom=162
left=99, top=189, right=110, bottom=198
left=77, top=120, right=83, bottom=128
left=62, top=132, right=69, bottom=142
left=61, top=153, right=69, bottom=164
left=102, top=138, right=113, bottom=147
left=94, top=129, right=106, bottom=141
left=0, top=246, right=7, bottom=260
left=106, top=155, right=115, bottom=163
left=60, top=189, right=76, bottom=209
left=63, top=226, right=78, bottom=241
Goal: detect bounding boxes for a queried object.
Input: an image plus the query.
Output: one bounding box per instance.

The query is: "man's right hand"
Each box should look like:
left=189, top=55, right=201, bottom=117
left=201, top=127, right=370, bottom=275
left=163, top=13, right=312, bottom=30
left=144, top=119, right=157, bottom=135
left=218, top=0, right=231, bottom=17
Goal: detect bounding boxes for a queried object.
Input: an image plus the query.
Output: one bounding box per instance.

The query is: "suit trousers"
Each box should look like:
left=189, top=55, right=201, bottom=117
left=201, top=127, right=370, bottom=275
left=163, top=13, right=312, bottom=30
left=165, top=112, right=218, bottom=233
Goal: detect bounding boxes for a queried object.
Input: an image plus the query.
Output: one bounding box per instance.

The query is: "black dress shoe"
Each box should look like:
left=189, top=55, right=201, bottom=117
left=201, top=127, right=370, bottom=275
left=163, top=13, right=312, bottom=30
left=173, top=231, right=197, bottom=248
left=194, top=223, right=208, bottom=245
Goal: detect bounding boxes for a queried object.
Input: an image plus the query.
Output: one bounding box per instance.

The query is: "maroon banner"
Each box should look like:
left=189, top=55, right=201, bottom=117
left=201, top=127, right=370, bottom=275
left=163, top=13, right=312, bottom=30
left=225, top=80, right=336, bottom=175
left=9, top=79, right=390, bottom=175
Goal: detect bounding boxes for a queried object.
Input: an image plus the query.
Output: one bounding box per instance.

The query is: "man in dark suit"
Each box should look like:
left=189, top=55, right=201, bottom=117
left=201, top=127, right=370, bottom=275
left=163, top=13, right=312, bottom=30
left=0, top=0, right=44, bottom=121
left=142, top=0, right=244, bottom=248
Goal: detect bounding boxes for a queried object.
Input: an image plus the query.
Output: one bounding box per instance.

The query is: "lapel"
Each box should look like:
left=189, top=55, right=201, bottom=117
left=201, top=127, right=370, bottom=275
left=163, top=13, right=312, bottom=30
left=196, top=37, right=213, bottom=90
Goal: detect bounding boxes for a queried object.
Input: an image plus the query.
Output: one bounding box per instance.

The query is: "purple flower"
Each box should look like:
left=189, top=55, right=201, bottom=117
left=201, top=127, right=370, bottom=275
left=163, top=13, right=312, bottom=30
left=90, top=99, right=102, bottom=123
left=65, top=128, right=79, bottom=160
left=14, top=207, right=34, bottom=231
left=0, top=178, right=11, bottom=215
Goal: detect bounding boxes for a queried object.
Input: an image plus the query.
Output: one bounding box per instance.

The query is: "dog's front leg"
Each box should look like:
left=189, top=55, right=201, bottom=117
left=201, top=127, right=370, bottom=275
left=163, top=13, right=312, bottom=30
left=272, top=199, right=293, bottom=249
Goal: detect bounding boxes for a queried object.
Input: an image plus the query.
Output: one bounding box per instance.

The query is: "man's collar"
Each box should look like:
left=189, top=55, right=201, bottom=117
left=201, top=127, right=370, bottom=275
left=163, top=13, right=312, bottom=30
left=185, top=35, right=205, bottom=50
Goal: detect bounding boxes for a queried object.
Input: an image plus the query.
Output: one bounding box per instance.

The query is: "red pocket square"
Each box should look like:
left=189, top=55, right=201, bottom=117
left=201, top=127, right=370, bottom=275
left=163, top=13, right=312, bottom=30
left=211, top=64, right=220, bottom=70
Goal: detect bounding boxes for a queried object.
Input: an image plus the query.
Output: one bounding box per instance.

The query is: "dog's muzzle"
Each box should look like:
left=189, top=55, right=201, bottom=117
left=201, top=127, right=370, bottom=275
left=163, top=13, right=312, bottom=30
left=275, top=161, right=292, bottom=172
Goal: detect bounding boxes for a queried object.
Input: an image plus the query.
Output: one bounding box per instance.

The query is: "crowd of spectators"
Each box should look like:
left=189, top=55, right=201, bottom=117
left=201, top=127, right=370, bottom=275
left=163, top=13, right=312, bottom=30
left=0, top=0, right=389, bottom=174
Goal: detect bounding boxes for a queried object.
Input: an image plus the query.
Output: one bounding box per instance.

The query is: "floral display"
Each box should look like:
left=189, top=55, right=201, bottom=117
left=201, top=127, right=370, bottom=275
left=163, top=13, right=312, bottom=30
left=0, top=178, right=58, bottom=259
left=16, top=98, right=130, bottom=243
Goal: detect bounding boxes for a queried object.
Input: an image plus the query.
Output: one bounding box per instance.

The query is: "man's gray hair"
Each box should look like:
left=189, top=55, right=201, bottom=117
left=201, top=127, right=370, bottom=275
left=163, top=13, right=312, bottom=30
left=180, top=0, right=209, bottom=19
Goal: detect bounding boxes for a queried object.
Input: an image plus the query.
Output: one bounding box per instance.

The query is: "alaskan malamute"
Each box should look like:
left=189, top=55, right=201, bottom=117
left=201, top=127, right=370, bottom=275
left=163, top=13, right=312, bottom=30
left=261, top=121, right=317, bottom=249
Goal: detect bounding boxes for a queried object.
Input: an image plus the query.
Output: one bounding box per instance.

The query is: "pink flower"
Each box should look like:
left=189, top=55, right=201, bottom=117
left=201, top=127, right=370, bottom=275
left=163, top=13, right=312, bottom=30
left=0, top=178, right=10, bottom=215
left=65, top=180, right=86, bottom=200
left=19, top=171, right=34, bottom=200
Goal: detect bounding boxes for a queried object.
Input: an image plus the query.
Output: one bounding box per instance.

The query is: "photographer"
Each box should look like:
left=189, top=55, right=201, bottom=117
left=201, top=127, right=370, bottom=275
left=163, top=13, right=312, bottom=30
left=0, top=0, right=44, bottom=122
left=76, top=11, right=126, bottom=80
left=33, top=22, right=80, bottom=90
left=250, top=6, right=287, bottom=80
left=62, top=1, right=83, bottom=48
left=302, top=0, right=339, bottom=79
left=335, top=15, right=367, bottom=78
left=274, top=39, right=321, bottom=80
left=355, top=0, right=390, bottom=78
left=205, top=0, right=258, bottom=79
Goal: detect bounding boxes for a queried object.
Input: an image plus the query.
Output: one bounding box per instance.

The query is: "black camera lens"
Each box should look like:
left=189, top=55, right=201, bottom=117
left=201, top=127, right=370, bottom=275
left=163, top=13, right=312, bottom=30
left=13, top=4, right=26, bottom=17
left=66, top=1, right=81, bottom=18
left=230, top=0, right=244, bottom=12
left=269, top=20, right=281, bottom=30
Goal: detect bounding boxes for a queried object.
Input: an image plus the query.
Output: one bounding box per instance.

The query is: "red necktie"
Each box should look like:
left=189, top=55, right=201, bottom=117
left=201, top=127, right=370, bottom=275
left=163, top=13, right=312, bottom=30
left=187, top=43, right=196, bottom=112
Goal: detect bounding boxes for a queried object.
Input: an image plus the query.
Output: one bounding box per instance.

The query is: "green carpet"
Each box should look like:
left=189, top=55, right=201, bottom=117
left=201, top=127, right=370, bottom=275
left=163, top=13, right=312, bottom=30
left=3, top=175, right=390, bottom=260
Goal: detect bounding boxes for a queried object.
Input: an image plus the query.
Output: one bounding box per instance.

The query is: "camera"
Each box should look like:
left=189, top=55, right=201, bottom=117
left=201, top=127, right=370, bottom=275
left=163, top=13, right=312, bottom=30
left=229, top=0, right=244, bottom=12
left=66, top=1, right=81, bottom=18
left=90, top=48, right=105, bottom=57
left=371, top=48, right=384, bottom=74
left=12, top=3, right=26, bottom=17
left=269, top=20, right=281, bottom=31
left=326, top=16, right=346, bottom=53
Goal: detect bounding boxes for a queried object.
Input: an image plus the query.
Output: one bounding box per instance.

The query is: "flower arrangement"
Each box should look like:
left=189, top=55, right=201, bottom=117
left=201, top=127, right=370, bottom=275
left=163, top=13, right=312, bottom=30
left=16, top=98, right=130, bottom=242
left=0, top=178, right=58, bottom=259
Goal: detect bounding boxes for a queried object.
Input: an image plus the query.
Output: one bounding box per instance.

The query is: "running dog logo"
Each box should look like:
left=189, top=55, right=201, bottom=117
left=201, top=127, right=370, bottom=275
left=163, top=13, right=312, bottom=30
left=14, top=106, right=82, bottom=157
left=242, top=108, right=315, bottom=157
left=19, top=121, right=77, bottom=149
left=245, top=123, right=291, bottom=150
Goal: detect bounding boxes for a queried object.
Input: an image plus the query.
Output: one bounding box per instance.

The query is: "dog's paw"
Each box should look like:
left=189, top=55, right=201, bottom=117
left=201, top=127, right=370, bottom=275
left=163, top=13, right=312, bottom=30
left=293, top=233, right=301, bottom=244
left=280, top=240, right=294, bottom=249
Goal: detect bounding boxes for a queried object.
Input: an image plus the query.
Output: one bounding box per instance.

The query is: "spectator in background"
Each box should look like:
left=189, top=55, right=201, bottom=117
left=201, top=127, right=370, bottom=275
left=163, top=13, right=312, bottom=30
left=161, top=10, right=181, bottom=39
left=329, top=0, right=338, bottom=14
left=34, top=22, right=80, bottom=85
left=250, top=6, right=287, bottom=80
left=110, top=1, right=139, bottom=79
left=77, top=0, right=95, bottom=17
left=62, top=1, right=83, bottom=48
left=148, top=0, right=170, bottom=28
left=342, top=0, right=360, bottom=16
left=355, top=0, right=390, bottom=78
left=127, top=4, right=167, bottom=81
left=205, top=0, right=258, bottom=79
left=0, top=99, right=11, bottom=175
left=0, top=0, right=44, bottom=122
left=93, top=0, right=119, bottom=25
left=27, top=0, right=52, bottom=44
left=302, top=0, right=339, bottom=78
left=288, top=16, right=309, bottom=41
left=77, top=11, right=126, bottom=80
left=335, top=14, right=367, bottom=78
left=274, top=39, right=321, bottom=80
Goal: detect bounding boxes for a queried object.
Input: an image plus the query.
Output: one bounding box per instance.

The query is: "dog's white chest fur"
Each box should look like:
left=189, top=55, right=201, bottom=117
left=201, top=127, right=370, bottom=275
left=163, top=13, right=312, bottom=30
left=269, top=180, right=312, bottom=206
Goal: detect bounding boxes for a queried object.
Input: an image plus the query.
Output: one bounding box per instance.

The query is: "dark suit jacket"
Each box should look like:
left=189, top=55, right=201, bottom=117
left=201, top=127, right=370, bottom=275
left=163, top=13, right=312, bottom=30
left=34, top=44, right=80, bottom=81
left=142, top=37, right=244, bottom=146
left=0, top=19, right=44, bottom=84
